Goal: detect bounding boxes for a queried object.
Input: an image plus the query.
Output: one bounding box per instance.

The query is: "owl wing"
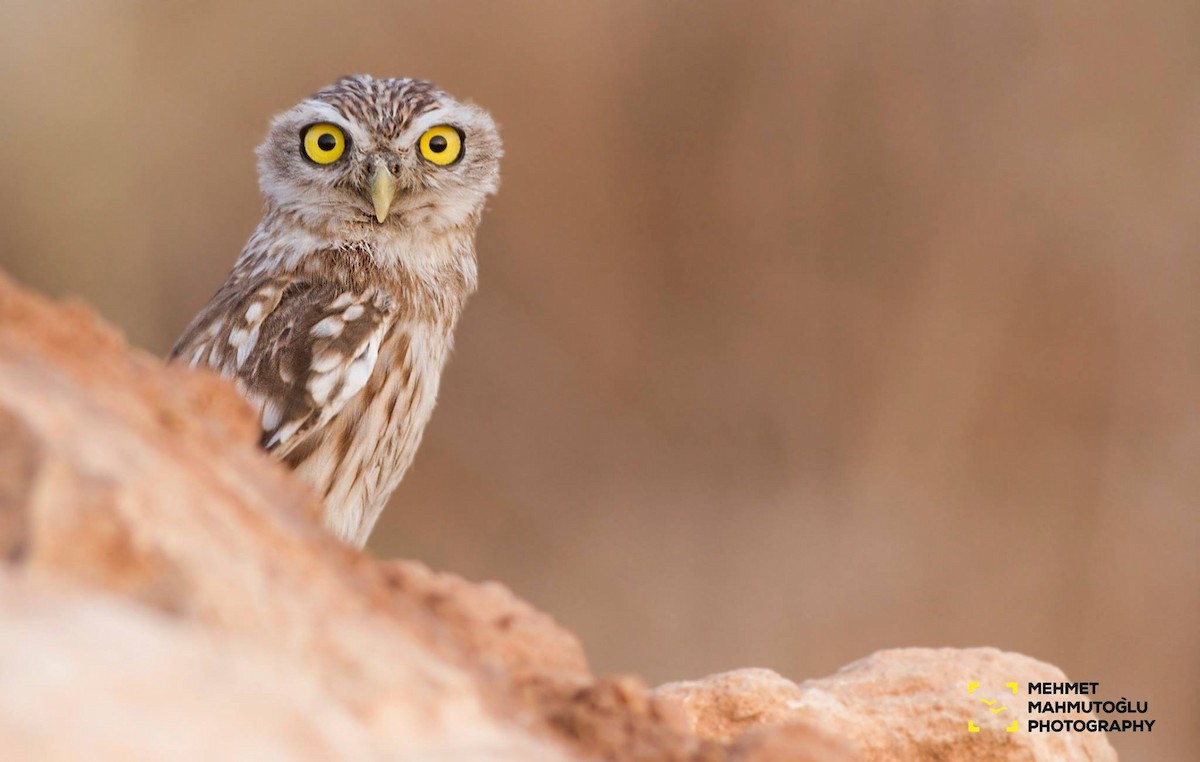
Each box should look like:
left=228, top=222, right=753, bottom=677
left=171, top=276, right=397, bottom=457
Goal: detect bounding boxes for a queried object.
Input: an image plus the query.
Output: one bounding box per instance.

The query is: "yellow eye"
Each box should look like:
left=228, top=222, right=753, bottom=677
left=302, top=123, right=346, bottom=164
left=418, top=125, right=463, bottom=166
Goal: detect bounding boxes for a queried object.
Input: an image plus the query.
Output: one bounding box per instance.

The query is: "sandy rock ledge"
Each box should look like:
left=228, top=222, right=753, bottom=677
left=655, top=650, right=1119, bottom=762
left=0, top=271, right=1117, bottom=761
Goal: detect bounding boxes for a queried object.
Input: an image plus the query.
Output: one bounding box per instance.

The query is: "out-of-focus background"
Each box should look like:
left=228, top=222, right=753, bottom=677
left=2, top=2, right=1197, bottom=758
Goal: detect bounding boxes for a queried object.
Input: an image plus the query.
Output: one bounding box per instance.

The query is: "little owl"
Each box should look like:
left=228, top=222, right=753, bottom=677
left=171, top=75, right=501, bottom=547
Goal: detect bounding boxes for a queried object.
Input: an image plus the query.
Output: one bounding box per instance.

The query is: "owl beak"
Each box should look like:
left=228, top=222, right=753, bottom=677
left=370, top=164, right=398, bottom=223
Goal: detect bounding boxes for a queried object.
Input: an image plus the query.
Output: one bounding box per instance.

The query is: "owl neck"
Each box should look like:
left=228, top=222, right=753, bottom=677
left=235, top=207, right=478, bottom=315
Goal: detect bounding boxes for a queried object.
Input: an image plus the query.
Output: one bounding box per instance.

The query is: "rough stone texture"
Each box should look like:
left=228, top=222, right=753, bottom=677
left=656, top=668, right=807, bottom=744
left=0, top=270, right=1118, bottom=761
left=656, top=650, right=1120, bottom=762
left=380, top=559, right=590, bottom=684
left=727, top=724, right=857, bottom=762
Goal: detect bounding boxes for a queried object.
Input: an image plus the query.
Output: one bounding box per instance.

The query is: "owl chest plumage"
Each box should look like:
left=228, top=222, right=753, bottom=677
left=286, top=319, right=452, bottom=546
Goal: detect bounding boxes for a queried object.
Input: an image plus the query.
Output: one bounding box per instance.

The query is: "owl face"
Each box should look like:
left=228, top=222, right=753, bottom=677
left=256, top=75, right=501, bottom=234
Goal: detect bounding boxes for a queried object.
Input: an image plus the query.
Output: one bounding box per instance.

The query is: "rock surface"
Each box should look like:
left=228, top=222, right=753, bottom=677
left=655, top=651, right=1120, bottom=761
left=0, top=271, right=1118, bottom=761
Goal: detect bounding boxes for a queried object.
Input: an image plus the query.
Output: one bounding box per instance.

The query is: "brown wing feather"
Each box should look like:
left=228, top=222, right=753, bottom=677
left=171, top=275, right=396, bottom=456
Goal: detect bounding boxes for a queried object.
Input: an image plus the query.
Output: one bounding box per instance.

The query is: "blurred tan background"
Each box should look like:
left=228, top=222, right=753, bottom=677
left=2, top=2, right=1197, bottom=759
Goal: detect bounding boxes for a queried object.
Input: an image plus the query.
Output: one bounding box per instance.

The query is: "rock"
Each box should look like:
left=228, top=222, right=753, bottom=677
left=656, top=668, right=806, bottom=744
left=379, top=559, right=590, bottom=683
left=654, top=649, right=1119, bottom=761
left=787, top=648, right=1118, bottom=762
left=727, top=724, right=857, bottom=762
left=0, top=574, right=379, bottom=762
left=0, top=270, right=1116, bottom=762
left=540, top=674, right=722, bottom=762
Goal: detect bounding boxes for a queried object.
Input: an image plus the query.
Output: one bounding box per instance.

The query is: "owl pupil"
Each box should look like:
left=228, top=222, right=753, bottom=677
left=317, top=134, right=337, bottom=151
left=429, top=135, right=448, bottom=153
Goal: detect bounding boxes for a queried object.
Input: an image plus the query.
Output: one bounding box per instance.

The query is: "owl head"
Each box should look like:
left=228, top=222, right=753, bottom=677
left=256, top=75, right=501, bottom=235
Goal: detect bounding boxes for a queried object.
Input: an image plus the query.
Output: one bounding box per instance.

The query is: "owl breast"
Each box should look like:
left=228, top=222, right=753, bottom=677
left=287, top=320, right=451, bottom=546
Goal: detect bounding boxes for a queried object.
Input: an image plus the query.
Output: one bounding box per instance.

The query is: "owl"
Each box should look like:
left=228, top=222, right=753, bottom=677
left=171, top=75, right=501, bottom=548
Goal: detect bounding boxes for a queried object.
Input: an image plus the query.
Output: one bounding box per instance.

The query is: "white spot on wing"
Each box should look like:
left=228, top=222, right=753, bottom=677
left=312, top=349, right=342, bottom=373
left=235, top=325, right=261, bottom=368
left=309, top=369, right=339, bottom=405
left=267, top=418, right=304, bottom=450
left=328, top=292, right=356, bottom=310
left=311, top=316, right=344, bottom=338
left=262, top=399, right=283, bottom=432
left=340, top=343, right=378, bottom=402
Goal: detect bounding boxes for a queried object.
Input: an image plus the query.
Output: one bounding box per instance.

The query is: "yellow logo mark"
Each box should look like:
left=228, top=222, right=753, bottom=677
left=968, top=681, right=1019, bottom=733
